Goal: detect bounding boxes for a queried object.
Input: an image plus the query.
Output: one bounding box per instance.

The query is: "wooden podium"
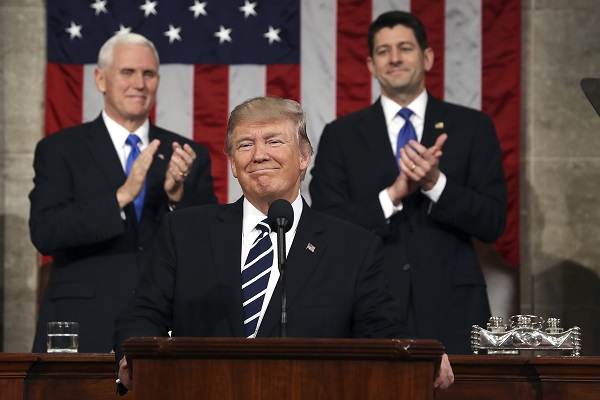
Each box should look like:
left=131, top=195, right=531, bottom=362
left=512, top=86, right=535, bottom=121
left=122, top=337, right=444, bottom=399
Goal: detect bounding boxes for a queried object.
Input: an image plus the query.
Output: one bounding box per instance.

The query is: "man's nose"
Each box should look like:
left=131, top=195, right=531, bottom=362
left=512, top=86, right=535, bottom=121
left=253, top=142, right=270, bottom=161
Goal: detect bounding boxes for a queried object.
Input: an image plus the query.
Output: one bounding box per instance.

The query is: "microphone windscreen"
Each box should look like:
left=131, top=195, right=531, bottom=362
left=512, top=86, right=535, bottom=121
left=268, top=199, right=294, bottom=233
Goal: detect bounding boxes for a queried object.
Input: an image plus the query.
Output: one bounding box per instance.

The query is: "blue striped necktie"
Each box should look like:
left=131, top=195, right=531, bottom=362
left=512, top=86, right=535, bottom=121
left=396, top=108, right=417, bottom=172
left=242, top=219, right=273, bottom=338
left=125, top=134, right=146, bottom=221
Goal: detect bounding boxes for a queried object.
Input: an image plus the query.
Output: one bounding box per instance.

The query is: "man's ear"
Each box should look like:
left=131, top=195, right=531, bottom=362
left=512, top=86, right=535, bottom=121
left=94, top=68, right=106, bottom=94
left=423, top=47, right=434, bottom=72
left=229, top=157, right=238, bottom=178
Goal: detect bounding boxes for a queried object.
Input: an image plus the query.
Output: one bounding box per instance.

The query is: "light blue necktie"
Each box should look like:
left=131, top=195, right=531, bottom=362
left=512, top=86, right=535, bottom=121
left=242, top=219, right=273, bottom=338
left=396, top=108, right=417, bottom=172
left=125, top=134, right=146, bottom=221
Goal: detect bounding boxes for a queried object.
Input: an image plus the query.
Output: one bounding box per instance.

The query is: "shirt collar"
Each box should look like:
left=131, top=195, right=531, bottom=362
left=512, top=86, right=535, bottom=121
left=380, top=90, right=428, bottom=124
left=242, top=192, right=303, bottom=236
left=102, top=110, right=150, bottom=148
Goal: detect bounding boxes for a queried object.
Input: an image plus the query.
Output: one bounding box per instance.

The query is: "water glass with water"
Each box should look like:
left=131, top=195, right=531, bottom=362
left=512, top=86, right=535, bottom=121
left=47, top=321, right=79, bottom=353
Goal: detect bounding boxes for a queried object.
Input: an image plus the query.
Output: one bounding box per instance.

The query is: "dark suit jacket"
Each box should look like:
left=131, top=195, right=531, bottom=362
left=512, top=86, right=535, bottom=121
left=309, top=95, right=507, bottom=354
left=30, top=115, right=217, bottom=352
left=113, top=198, right=413, bottom=361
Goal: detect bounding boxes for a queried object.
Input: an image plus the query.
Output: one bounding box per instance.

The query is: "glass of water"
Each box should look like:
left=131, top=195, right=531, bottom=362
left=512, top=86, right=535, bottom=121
left=47, top=321, right=79, bottom=353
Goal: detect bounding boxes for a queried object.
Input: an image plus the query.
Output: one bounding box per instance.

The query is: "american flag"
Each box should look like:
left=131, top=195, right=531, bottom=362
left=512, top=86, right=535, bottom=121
left=45, top=0, right=520, bottom=266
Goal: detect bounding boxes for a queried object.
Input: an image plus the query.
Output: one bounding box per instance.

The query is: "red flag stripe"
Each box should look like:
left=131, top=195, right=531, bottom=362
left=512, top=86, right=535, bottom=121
left=193, top=65, right=230, bottom=204
left=482, top=0, right=521, bottom=266
left=336, top=0, right=373, bottom=117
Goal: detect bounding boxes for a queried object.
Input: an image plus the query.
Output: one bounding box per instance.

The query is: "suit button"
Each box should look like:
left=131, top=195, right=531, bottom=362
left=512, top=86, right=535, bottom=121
left=403, top=264, right=411, bottom=271
left=137, top=246, right=144, bottom=252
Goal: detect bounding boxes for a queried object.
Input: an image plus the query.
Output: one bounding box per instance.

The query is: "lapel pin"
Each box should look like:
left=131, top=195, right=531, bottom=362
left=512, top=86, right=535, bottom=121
left=435, top=122, right=445, bottom=129
left=157, top=153, right=165, bottom=160
left=306, top=243, right=315, bottom=252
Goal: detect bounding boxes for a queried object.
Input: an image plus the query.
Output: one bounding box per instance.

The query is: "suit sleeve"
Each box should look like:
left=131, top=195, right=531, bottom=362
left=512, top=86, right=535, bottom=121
left=29, top=137, right=125, bottom=255
left=174, top=140, right=218, bottom=209
left=310, top=123, right=392, bottom=235
left=351, top=234, right=415, bottom=339
left=113, top=212, right=176, bottom=361
left=430, top=112, right=507, bottom=242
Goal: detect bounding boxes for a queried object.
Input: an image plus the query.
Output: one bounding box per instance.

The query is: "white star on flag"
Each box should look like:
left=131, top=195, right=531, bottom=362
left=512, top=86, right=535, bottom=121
left=115, top=24, right=132, bottom=35
left=214, top=25, right=232, bottom=44
left=189, top=0, right=207, bottom=18
left=164, top=24, right=182, bottom=43
left=65, top=21, right=83, bottom=40
left=90, top=0, right=108, bottom=16
left=239, top=1, right=257, bottom=19
left=263, top=26, right=281, bottom=45
left=140, top=0, right=158, bottom=17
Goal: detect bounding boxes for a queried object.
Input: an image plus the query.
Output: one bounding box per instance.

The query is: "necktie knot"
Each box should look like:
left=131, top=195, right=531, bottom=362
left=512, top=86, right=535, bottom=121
left=255, top=218, right=271, bottom=235
left=126, top=134, right=141, bottom=149
left=398, top=107, right=414, bottom=121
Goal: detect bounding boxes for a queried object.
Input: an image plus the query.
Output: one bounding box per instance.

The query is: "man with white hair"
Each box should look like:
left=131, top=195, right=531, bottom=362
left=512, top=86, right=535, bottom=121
left=30, top=32, right=217, bottom=352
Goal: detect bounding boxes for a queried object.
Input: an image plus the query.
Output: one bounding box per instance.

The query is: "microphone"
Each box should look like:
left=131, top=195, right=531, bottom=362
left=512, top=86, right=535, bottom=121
left=267, top=199, right=294, bottom=338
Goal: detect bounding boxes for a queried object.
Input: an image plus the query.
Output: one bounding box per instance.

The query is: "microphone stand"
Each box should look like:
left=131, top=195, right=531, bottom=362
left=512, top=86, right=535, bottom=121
left=275, top=223, right=287, bottom=338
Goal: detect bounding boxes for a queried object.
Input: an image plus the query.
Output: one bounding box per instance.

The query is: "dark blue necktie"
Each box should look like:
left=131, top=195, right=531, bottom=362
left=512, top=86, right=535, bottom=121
left=396, top=108, right=417, bottom=172
left=125, top=134, right=146, bottom=221
left=242, top=219, right=273, bottom=338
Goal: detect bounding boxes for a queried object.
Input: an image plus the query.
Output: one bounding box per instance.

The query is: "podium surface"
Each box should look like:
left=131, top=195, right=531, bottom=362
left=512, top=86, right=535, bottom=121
left=122, top=337, right=444, bottom=400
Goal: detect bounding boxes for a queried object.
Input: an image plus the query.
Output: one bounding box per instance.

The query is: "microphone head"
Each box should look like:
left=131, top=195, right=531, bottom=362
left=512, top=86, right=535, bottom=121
left=268, top=199, right=294, bottom=233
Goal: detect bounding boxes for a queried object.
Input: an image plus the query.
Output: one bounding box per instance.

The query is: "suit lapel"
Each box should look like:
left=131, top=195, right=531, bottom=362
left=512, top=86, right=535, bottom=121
left=259, top=200, right=326, bottom=337
left=84, top=116, right=127, bottom=190
left=357, top=99, right=399, bottom=179
left=421, top=93, right=447, bottom=149
left=211, top=198, right=245, bottom=337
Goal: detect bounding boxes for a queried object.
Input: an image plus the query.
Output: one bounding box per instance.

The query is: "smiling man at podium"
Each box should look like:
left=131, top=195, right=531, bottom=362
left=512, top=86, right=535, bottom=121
left=113, top=96, right=454, bottom=394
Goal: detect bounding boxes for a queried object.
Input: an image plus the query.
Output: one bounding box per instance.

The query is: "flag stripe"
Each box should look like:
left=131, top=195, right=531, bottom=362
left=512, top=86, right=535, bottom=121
left=194, top=65, right=230, bottom=204
left=481, top=0, right=521, bottom=266
left=411, top=0, right=445, bottom=100
left=156, top=64, right=194, bottom=140
left=45, top=63, right=83, bottom=135
left=336, top=0, right=373, bottom=117
left=444, top=0, right=481, bottom=109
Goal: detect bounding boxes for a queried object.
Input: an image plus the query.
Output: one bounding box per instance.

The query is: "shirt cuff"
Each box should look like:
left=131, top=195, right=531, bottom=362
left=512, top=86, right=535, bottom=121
left=379, top=189, right=403, bottom=219
left=421, top=171, right=447, bottom=203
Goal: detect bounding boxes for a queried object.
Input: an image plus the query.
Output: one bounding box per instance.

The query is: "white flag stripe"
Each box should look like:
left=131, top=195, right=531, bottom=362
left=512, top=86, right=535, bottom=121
left=445, top=0, right=482, bottom=109
left=156, top=64, right=194, bottom=139
left=83, top=64, right=104, bottom=122
left=300, top=0, right=336, bottom=201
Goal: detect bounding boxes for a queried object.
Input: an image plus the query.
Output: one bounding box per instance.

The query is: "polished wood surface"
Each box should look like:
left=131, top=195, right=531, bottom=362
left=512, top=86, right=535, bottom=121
left=437, top=355, right=600, bottom=400
left=2, top=351, right=600, bottom=399
left=122, top=337, right=444, bottom=400
left=0, top=353, right=118, bottom=400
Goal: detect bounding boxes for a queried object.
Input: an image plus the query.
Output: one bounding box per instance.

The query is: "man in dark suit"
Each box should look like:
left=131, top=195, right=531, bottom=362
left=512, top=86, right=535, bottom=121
left=113, top=96, right=454, bottom=392
left=29, top=33, right=217, bottom=353
left=309, top=11, right=507, bottom=354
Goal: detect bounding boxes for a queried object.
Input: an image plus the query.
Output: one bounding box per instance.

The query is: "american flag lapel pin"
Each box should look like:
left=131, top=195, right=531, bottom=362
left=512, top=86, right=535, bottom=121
left=157, top=153, right=165, bottom=160
left=434, top=122, right=445, bottom=129
left=306, top=243, right=315, bottom=252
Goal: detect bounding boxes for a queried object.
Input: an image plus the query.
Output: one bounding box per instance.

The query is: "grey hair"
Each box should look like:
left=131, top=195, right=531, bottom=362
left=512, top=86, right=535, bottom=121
left=97, top=32, right=160, bottom=70
left=225, top=96, right=313, bottom=158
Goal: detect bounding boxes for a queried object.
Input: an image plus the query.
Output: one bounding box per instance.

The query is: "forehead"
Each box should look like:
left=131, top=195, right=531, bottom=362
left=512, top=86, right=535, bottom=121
left=373, top=24, right=418, bottom=47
